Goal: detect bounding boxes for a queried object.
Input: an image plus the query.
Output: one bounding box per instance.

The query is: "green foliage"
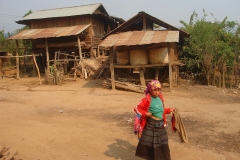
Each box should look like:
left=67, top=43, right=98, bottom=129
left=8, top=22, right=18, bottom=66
left=23, top=10, right=32, bottom=18
left=180, top=10, right=240, bottom=87
left=0, top=10, right=32, bottom=56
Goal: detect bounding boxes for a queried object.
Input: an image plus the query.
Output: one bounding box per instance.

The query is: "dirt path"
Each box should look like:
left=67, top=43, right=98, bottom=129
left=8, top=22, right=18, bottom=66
left=0, top=78, right=239, bottom=160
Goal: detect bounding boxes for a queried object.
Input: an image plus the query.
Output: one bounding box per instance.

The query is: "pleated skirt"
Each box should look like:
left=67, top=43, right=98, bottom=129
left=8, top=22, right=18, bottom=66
left=135, top=118, right=171, bottom=160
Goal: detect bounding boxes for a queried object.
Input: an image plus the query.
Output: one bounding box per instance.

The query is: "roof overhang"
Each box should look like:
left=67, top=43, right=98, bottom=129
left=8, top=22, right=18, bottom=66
left=99, top=30, right=179, bottom=49
left=8, top=24, right=91, bottom=40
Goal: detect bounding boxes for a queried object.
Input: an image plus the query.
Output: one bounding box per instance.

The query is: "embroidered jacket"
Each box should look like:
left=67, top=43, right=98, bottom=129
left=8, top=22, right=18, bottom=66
left=134, top=93, right=171, bottom=132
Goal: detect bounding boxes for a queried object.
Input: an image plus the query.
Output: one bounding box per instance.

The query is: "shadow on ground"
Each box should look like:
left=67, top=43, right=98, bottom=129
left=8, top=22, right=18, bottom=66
left=104, top=139, right=141, bottom=160
left=81, top=79, right=103, bottom=88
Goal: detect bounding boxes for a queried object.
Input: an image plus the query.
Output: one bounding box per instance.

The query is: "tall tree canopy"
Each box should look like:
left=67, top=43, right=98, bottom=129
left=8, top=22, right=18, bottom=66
left=180, top=10, right=240, bottom=88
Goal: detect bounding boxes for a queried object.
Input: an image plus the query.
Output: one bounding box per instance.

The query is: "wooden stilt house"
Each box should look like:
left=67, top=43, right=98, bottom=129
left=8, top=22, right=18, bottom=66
left=99, top=12, right=189, bottom=90
left=8, top=3, right=124, bottom=77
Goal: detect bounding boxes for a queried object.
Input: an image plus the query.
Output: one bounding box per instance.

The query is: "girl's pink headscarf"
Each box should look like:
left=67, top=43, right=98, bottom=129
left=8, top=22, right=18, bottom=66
left=145, top=80, right=161, bottom=95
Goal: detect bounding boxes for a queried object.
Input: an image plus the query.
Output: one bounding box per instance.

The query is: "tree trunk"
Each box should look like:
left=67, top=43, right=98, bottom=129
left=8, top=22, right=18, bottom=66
left=213, top=72, right=216, bottom=86
left=222, top=61, right=226, bottom=89
left=219, top=74, right=221, bottom=88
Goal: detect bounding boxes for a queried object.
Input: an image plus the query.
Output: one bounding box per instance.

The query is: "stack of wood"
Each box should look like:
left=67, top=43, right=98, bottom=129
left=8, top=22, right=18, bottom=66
left=81, top=59, right=103, bottom=78
left=1, top=66, right=17, bottom=78
left=103, top=78, right=146, bottom=94
left=91, top=58, right=110, bottom=80
left=0, top=144, right=18, bottom=160
left=83, top=52, right=90, bottom=59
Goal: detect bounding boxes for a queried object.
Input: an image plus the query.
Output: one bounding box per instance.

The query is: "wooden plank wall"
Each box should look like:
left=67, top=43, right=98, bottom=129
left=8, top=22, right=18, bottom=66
left=30, top=16, right=105, bottom=49
left=30, top=16, right=91, bottom=28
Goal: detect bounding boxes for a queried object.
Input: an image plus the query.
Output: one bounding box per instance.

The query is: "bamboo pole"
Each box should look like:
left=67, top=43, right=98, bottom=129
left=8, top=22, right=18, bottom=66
left=0, top=55, right=40, bottom=58
left=36, top=41, right=86, bottom=48
left=112, top=63, right=181, bottom=68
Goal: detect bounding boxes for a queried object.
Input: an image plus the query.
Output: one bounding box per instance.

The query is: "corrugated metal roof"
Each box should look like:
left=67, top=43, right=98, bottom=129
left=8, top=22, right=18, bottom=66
left=99, top=30, right=179, bottom=48
left=8, top=24, right=91, bottom=39
left=19, top=3, right=105, bottom=21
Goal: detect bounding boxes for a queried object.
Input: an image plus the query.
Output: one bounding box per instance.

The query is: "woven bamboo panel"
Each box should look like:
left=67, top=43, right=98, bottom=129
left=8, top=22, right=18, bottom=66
left=148, top=48, right=168, bottom=64
left=116, top=50, right=129, bottom=65
left=130, top=49, right=148, bottom=65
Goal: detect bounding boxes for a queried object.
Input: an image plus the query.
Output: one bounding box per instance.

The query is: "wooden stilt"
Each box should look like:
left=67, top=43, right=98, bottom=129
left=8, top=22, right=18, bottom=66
left=139, top=68, right=146, bottom=87
left=15, top=40, right=20, bottom=79
left=45, top=38, right=50, bottom=71
left=110, top=48, right=115, bottom=90
left=32, top=53, right=42, bottom=85
left=77, top=35, right=83, bottom=76
left=168, top=43, right=173, bottom=90
left=155, top=67, right=160, bottom=80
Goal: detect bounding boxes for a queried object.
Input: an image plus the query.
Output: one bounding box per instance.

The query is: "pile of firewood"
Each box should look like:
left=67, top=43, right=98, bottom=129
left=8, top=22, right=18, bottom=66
left=71, top=58, right=109, bottom=79
left=103, top=78, right=145, bottom=94
left=91, top=58, right=110, bottom=79
left=0, top=144, right=18, bottom=160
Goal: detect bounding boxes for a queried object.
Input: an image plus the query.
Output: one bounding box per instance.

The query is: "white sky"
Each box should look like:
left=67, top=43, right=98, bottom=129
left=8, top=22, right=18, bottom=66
left=0, top=0, right=239, bottom=33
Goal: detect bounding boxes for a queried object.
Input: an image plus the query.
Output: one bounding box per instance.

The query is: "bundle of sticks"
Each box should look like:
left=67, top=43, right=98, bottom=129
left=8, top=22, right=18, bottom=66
left=103, top=78, right=145, bottom=94
left=0, top=144, right=18, bottom=160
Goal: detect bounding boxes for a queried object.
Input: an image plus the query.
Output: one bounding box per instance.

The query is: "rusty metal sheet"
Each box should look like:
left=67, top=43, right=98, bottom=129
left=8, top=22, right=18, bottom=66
left=139, top=31, right=155, bottom=45
left=126, top=31, right=145, bottom=45
left=19, top=4, right=103, bottom=21
left=151, top=31, right=168, bottom=43
left=98, top=34, right=119, bottom=48
left=8, top=24, right=91, bottom=39
left=99, top=30, right=179, bottom=48
left=114, top=32, right=133, bottom=46
left=165, top=31, right=179, bottom=42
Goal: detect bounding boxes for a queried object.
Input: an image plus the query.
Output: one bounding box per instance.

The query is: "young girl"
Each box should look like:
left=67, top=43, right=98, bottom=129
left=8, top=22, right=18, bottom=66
left=134, top=80, right=174, bottom=160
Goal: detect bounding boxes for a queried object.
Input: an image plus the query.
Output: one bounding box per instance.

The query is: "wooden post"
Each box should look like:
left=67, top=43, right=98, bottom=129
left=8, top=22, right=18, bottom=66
left=155, top=67, right=160, bottom=80
left=77, top=35, right=84, bottom=76
left=54, top=51, right=57, bottom=70
left=110, top=48, right=115, bottom=90
left=77, top=35, right=82, bottom=61
left=73, top=56, right=77, bottom=80
left=139, top=68, right=146, bottom=87
left=45, top=38, right=50, bottom=71
left=97, top=46, right=100, bottom=57
left=15, top=40, right=20, bottom=79
left=32, top=61, right=36, bottom=76
left=172, top=43, right=177, bottom=84
left=0, top=58, right=2, bottom=77
left=90, top=27, right=93, bottom=58
left=32, top=53, right=42, bottom=85
left=142, top=14, right=147, bottom=30
left=168, top=43, right=173, bottom=90
left=90, top=21, right=93, bottom=58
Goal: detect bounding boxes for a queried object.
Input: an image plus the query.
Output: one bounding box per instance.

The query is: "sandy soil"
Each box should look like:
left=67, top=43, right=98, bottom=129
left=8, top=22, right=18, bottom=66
left=0, top=77, right=240, bottom=160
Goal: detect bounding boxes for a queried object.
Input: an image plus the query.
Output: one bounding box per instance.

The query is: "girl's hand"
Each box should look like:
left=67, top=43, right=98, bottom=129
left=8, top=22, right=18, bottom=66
left=170, top=108, right=175, bottom=113
left=146, top=112, right=152, bottom=117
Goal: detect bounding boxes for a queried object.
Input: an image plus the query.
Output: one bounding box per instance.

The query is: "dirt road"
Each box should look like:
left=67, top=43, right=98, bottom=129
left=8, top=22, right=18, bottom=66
left=0, top=77, right=239, bottom=160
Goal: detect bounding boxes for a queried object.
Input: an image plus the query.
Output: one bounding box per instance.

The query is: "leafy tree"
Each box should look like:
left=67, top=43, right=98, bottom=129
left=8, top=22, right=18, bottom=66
left=1, top=10, right=33, bottom=72
left=180, top=10, right=239, bottom=88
